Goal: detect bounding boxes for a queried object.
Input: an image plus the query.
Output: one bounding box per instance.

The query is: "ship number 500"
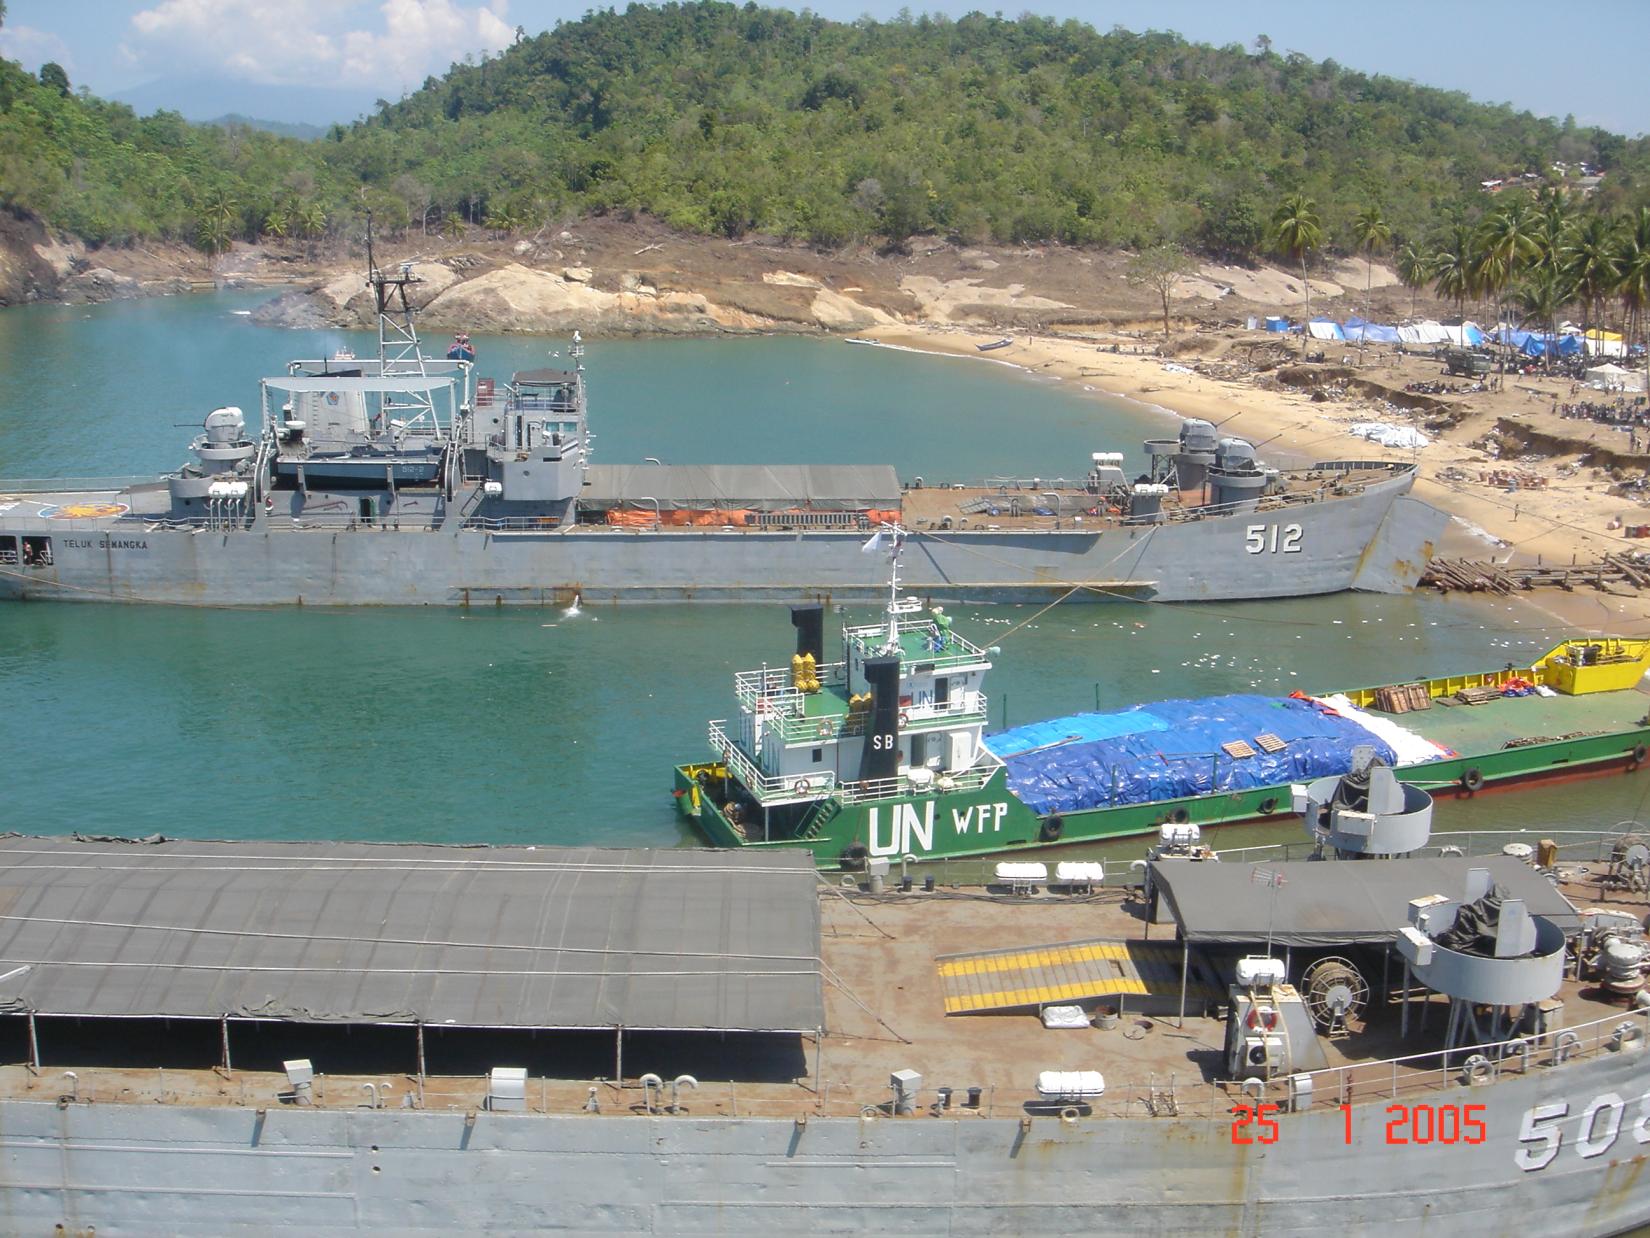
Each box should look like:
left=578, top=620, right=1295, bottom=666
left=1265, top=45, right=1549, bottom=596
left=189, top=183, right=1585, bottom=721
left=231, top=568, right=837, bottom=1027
left=1516, top=1091, right=1650, bottom=1171
left=1244, top=523, right=1303, bottom=554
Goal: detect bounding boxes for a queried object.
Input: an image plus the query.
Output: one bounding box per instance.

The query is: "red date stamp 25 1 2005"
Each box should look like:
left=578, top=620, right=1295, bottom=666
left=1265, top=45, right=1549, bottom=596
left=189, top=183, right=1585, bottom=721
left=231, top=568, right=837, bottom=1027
left=1230, top=1102, right=1488, bottom=1146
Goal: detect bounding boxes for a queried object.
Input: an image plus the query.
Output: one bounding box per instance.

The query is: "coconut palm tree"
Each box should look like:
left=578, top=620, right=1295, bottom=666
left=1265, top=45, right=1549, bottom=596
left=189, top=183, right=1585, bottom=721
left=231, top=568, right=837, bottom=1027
left=1517, top=267, right=1574, bottom=368
left=1430, top=221, right=1479, bottom=317
left=294, top=201, right=326, bottom=260
left=1564, top=215, right=1620, bottom=340
left=1270, top=193, right=1323, bottom=357
left=1476, top=198, right=1539, bottom=385
left=1351, top=204, right=1391, bottom=355
left=1615, top=206, right=1650, bottom=384
left=1395, top=241, right=1431, bottom=320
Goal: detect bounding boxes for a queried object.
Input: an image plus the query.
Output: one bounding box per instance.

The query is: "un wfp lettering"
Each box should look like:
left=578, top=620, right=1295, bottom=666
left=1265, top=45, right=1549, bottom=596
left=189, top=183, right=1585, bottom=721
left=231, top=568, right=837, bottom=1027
left=868, top=802, right=1010, bottom=857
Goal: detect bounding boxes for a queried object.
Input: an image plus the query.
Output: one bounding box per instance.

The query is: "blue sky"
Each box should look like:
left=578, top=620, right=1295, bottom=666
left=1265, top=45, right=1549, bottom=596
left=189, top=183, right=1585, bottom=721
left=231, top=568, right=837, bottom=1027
left=2, top=0, right=1644, bottom=134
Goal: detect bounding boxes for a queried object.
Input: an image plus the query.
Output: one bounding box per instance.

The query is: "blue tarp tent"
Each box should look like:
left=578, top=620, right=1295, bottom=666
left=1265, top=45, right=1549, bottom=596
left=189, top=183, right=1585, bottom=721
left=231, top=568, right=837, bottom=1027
left=1307, top=318, right=1346, bottom=341
left=1264, top=316, right=1291, bottom=333
left=1343, top=316, right=1403, bottom=345
left=987, top=694, right=1399, bottom=815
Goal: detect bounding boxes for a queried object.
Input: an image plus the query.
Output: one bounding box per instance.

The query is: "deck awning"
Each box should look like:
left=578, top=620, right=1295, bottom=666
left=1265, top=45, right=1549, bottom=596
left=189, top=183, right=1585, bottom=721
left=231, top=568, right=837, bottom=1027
left=1154, top=855, right=1581, bottom=948
left=585, top=463, right=901, bottom=511
left=0, top=837, right=824, bottom=1034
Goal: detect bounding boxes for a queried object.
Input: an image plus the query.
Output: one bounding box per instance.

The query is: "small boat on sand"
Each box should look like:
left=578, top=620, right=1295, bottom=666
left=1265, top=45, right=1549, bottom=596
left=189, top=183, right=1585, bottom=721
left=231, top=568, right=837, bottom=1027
left=977, top=337, right=1012, bottom=351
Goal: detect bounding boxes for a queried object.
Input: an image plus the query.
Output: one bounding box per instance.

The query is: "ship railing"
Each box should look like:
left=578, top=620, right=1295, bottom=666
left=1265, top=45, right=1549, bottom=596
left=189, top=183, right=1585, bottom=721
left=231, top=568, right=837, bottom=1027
left=835, top=757, right=1002, bottom=805
left=463, top=516, right=571, bottom=532
left=761, top=691, right=988, bottom=745
left=12, top=1011, right=1646, bottom=1121
left=1221, top=1003, right=1650, bottom=1117
left=844, top=620, right=988, bottom=668
left=1211, top=826, right=1644, bottom=868
left=733, top=665, right=848, bottom=715
left=0, top=475, right=158, bottom=493
left=707, top=720, right=836, bottom=802
left=126, top=513, right=445, bottom=532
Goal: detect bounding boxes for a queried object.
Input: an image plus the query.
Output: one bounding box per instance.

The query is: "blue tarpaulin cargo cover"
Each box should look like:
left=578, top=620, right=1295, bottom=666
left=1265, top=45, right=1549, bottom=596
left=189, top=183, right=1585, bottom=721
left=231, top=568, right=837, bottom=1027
left=986, top=694, right=1398, bottom=815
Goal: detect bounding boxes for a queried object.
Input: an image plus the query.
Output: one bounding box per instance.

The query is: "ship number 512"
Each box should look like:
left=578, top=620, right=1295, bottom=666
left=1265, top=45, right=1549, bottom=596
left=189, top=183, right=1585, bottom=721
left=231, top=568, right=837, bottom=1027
left=1245, top=523, right=1303, bottom=555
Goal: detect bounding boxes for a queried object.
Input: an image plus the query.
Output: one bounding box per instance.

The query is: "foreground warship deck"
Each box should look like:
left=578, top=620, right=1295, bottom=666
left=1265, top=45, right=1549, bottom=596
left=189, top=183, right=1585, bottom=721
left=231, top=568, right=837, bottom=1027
left=0, top=833, right=1646, bottom=1234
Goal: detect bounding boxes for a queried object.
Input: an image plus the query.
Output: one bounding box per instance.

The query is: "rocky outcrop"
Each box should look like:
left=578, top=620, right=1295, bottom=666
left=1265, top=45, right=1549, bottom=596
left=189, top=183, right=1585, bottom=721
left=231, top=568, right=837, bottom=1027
left=0, top=209, right=67, bottom=305
left=249, top=258, right=897, bottom=336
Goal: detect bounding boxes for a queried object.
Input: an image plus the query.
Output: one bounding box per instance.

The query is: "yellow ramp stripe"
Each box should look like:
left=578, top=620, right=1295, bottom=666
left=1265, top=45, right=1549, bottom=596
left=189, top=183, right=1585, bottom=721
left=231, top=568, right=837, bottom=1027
left=937, top=941, right=1152, bottom=977
left=937, top=937, right=1219, bottom=1014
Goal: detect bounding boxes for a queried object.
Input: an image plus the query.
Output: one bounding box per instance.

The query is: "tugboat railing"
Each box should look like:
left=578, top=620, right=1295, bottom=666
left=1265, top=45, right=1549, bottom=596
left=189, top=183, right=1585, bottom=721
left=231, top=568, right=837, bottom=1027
left=707, top=721, right=837, bottom=801
left=835, top=762, right=1000, bottom=804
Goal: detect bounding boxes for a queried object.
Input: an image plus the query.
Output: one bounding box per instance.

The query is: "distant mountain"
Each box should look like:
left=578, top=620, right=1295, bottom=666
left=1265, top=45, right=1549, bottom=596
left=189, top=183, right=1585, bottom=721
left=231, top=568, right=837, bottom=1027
left=205, top=114, right=328, bottom=141
left=113, top=77, right=378, bottom=127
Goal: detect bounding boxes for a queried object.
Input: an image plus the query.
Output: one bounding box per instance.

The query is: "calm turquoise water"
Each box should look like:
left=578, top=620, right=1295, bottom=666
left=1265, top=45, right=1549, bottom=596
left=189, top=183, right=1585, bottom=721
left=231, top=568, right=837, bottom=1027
left=0, top=291, right=1160, bottom=479
left=2, top=292, right=1648, bottom=848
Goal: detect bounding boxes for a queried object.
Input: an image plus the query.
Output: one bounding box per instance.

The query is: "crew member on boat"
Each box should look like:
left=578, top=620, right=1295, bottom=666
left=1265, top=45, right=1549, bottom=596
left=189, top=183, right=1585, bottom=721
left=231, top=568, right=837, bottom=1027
left=447, top=333, right=476, bottom=363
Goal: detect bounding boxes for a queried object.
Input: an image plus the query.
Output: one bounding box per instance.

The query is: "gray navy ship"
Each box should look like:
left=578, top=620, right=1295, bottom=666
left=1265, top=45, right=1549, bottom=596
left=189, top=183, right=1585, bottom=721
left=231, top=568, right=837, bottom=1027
left=0, top=787, right=1645, bottom=1234
left=0, top=261, right=1446, bottom=607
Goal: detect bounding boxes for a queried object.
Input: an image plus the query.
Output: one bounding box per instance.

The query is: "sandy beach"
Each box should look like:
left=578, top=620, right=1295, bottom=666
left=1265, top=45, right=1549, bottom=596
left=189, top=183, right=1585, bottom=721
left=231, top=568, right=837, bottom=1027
left=862, top=321, right=1650, bottom=637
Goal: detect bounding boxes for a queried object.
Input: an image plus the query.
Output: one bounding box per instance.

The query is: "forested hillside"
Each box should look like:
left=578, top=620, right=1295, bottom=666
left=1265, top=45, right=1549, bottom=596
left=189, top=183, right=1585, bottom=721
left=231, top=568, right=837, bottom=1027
left=1, top=2, right=1645, bottom=260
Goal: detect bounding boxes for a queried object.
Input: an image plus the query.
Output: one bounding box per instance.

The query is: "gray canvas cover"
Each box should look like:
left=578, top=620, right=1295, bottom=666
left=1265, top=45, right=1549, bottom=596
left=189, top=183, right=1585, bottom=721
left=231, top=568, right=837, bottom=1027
left=585, top=464, right=900, bottom=511
left=0, top=837, right=824, bottom=1033
left=1155, top=855, right=1581, bottom=947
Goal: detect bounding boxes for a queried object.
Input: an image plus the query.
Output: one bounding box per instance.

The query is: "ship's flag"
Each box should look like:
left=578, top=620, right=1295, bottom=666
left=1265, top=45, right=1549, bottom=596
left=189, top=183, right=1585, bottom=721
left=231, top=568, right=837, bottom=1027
left=861, top=530, right=884, bottom=554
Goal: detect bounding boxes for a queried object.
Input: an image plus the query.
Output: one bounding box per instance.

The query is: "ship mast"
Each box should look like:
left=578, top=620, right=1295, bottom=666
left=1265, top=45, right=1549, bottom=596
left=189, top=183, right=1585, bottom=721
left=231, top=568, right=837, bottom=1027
left=870, top=522, right=916, bottom=653
left=363, top=210, right=448, bottom=440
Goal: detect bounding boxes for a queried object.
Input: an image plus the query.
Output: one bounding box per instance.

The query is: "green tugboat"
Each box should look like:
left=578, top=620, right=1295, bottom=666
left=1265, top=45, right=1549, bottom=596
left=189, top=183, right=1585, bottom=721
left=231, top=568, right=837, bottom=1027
left=673, top=529, right=1650, bottom=866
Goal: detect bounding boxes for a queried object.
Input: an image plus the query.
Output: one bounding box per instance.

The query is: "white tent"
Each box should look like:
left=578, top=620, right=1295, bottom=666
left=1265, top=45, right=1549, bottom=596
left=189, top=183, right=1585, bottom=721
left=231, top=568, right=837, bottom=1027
left=1397, top=320, right=1450, bottom=345
left=1586, top=363, right=1645, bottom=393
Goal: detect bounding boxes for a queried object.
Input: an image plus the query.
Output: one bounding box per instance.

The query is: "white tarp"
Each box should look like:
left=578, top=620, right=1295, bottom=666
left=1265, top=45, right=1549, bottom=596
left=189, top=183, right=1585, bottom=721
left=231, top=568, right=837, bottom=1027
left=1587, top=363, right=1644, bottom=393
left=1312, top=694, right=1453, bottom=766
left=1307, top=320, right=1345, bottom=341
left=1397, top=320, right=1450, bottom=345
left=1349, top=422, right=1430, bottom=449
left=1586, top=338, right=1629, bottom=358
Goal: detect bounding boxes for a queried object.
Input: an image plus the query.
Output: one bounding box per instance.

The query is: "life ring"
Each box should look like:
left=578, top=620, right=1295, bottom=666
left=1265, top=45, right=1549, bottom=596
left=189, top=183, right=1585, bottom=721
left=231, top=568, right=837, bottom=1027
left=793, top=778, right=814, bottom=796
left=840, top=843, right=868, bottom=870
left=817, top=721, right=832, bottom=738
left=263, top=493, right=274, bottom=512
left=1257, top=797, right=1278, bottom=816
left=1631, top=744, right=1648, bottom=768
left=1169, top=808, right=1190, bottom=825
left=1460, top=768, right=1485, bottom=793
left=1461, top=1054, right=1494, bottom=1086
left=899, top=710, right=911, bottom=728
left=1040, top=815, right=1064, bottom=843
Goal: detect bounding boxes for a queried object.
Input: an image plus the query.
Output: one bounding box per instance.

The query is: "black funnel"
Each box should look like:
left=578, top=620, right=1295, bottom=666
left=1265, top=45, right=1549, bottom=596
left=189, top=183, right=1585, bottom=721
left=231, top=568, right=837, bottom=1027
left=791, top=605, right=825, bottom=662
left=858, top=655, right=902, bottom=783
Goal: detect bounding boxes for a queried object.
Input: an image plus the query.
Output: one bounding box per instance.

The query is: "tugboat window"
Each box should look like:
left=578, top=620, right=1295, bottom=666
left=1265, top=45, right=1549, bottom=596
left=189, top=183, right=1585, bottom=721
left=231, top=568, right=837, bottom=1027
left=21, top=536, right=51, bottom=567
left=811, top=748, right=823, bottom=763
left=0, top=536, right=15, bottom=565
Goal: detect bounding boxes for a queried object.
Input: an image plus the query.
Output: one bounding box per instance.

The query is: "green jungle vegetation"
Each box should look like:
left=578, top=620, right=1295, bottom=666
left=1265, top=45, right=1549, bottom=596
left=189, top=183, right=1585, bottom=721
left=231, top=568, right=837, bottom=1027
left=2, top=2, right=1649, bottom=333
